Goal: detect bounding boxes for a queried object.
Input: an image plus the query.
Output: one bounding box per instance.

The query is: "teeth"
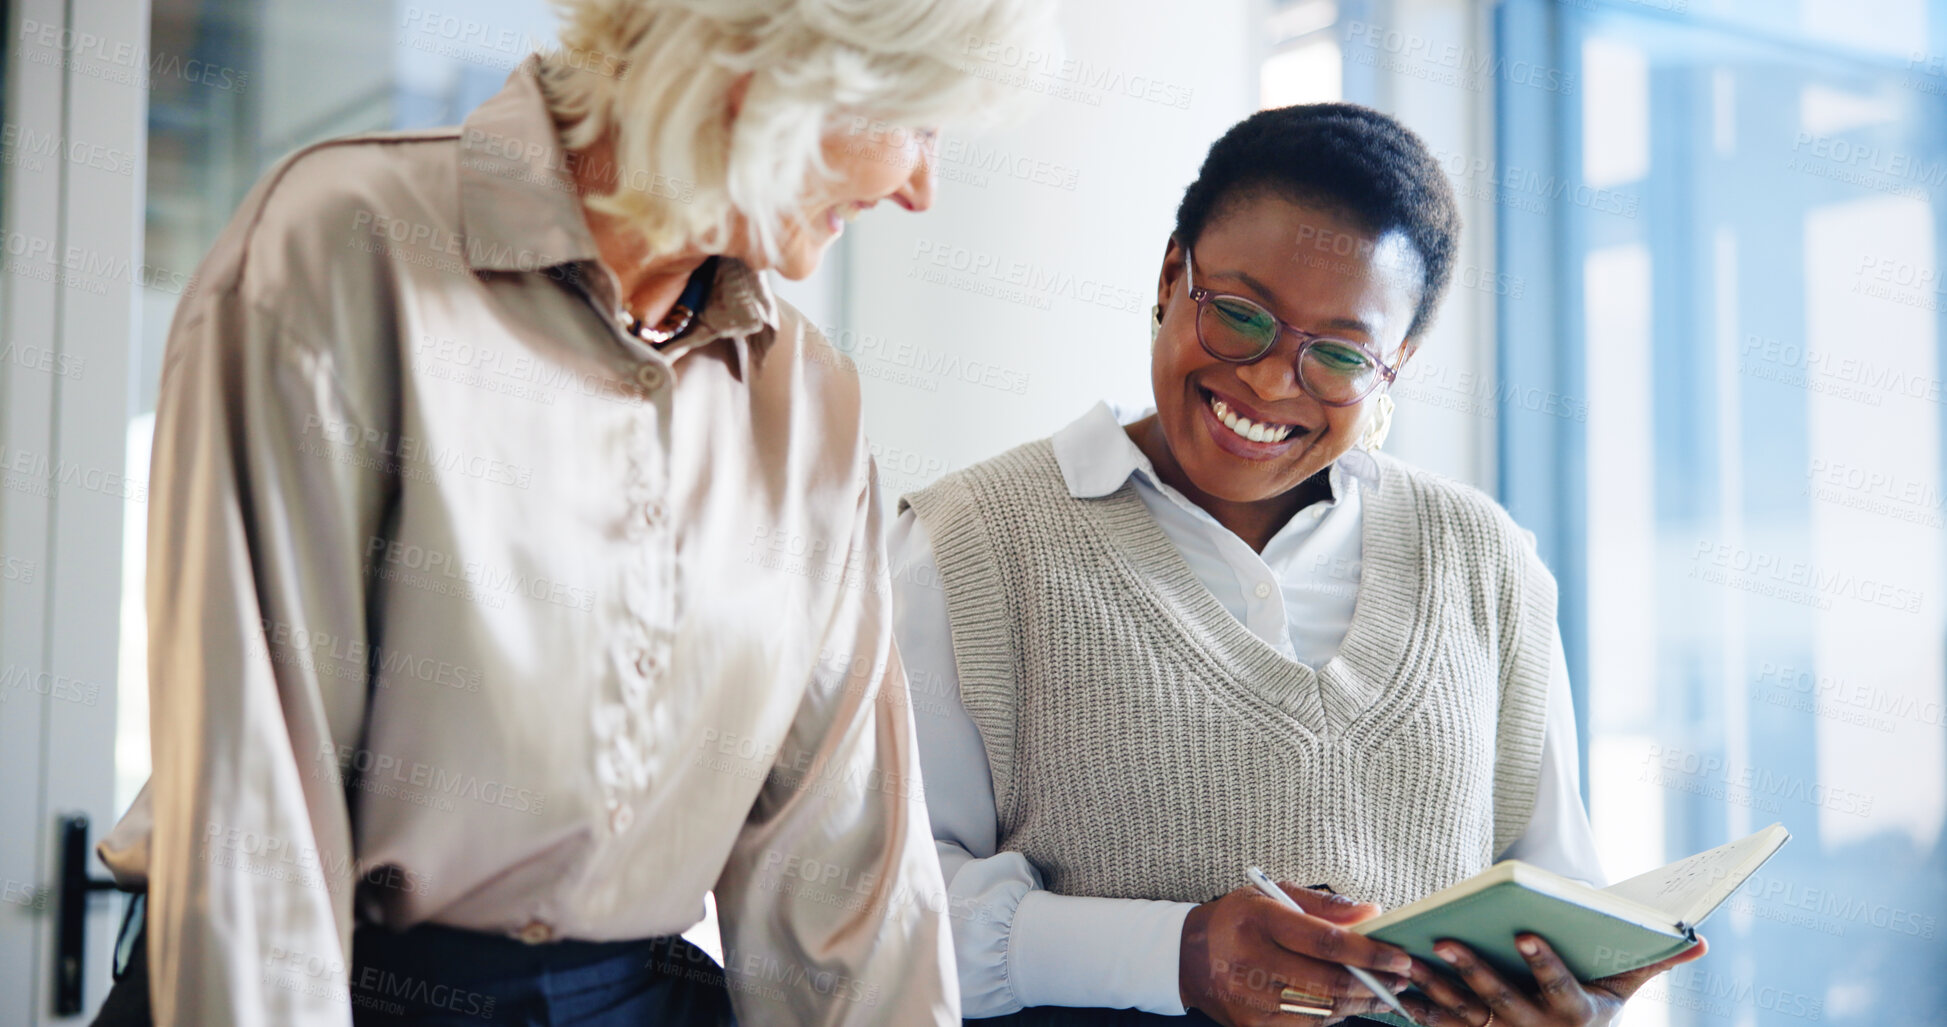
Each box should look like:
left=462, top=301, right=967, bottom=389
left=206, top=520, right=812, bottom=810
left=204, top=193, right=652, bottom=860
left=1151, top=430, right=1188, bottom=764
left=1207, top=393, right=1293, bottom=443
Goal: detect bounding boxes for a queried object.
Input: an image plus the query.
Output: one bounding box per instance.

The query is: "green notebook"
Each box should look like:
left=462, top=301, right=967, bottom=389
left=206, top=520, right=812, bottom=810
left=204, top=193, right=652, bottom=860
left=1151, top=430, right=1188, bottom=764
left=1352, top=824, right=1790, bottom=1025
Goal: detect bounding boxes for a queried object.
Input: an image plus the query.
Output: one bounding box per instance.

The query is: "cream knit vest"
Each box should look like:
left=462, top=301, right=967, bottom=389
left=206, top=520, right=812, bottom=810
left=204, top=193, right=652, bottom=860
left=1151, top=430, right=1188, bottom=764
left=903, top=440, right=1556, bottom=909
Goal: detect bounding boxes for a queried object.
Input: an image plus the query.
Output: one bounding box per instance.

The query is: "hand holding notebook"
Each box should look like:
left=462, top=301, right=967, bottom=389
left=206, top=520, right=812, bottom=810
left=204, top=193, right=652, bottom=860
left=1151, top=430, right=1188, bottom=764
left=1355, top=824, right=1790, bottom=1027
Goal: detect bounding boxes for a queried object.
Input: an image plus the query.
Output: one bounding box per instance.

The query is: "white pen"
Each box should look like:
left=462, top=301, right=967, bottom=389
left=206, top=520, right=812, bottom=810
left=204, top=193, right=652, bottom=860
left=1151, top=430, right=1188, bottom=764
left=1244, top=866, right=1419, bottom=1025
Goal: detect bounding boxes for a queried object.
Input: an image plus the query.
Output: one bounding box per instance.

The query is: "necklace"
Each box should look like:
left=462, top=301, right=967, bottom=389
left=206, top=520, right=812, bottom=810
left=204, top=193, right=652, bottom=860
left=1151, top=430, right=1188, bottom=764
left=623, top=255, right=718, bottom=346
left=625, top=304, right=697, bottom=346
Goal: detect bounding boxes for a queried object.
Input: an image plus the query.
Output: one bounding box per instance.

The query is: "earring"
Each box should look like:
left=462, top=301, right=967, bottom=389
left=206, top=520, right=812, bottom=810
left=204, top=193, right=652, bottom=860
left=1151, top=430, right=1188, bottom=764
left=1358, top=392, right=1395, bottom=452
left=1151, top=304, right=1164, bottom=342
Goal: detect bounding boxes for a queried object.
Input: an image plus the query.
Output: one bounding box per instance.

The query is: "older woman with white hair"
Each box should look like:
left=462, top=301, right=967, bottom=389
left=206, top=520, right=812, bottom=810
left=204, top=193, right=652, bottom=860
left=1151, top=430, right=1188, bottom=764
left=90, top=1, right=1053, bottom=1024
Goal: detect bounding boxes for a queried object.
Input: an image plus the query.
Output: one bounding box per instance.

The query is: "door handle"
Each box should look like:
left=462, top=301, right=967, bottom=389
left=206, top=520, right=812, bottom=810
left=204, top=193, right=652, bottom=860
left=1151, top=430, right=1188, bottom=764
left=56, top=814, right=121, bottom=1016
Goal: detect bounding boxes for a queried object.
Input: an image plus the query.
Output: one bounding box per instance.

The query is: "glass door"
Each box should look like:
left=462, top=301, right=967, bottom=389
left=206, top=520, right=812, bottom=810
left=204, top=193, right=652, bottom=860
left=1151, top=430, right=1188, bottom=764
left=1498, top=1, right=1947, bottom=1023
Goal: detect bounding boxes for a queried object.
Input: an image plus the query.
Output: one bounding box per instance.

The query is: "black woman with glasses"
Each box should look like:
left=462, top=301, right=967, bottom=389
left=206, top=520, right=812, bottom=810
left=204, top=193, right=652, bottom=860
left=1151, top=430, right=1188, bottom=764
left=889, top=105, right=1704, bottom=1027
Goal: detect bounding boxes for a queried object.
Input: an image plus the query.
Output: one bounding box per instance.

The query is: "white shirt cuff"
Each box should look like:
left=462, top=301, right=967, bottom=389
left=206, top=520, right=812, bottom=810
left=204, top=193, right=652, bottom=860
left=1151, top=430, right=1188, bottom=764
left=1009, top=888, right=1198, bottom=1015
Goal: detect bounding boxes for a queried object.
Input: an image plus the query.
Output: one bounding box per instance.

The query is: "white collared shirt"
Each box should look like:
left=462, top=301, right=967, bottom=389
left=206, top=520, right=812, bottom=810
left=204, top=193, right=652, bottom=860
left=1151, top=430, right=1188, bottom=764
left=889, top=401, right=1602, bottom=1017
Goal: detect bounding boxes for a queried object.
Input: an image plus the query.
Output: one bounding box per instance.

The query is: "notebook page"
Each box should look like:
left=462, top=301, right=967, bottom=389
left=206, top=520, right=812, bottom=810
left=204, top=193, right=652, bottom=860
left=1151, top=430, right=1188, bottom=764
left=1600, top=823, right=1791, bottom=926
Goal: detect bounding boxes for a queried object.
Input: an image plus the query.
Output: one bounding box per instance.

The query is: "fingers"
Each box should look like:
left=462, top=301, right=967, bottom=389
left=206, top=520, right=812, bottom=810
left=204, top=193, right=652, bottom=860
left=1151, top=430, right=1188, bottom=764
left=1275, top=882, right=1383, bottom=924
left=1592, top=933, right=1709, bottom=1001
left=1401, top=992, right=1483, bottom=1027
left=1259, top=899, right=1414, bottom=976
left=1407, top=957, right=1489, bottom=1025
left=1646, top=933, right=1709, bottom=972
left=1434, top=940, right=1531, bottom=1024
left=1514, top=934, right=1597, bottom=1021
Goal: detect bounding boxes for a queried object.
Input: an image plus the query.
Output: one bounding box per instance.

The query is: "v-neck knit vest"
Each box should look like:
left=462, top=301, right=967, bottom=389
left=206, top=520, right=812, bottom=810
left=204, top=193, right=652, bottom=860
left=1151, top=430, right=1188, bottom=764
left=902, top=440, right=1556, bottom=909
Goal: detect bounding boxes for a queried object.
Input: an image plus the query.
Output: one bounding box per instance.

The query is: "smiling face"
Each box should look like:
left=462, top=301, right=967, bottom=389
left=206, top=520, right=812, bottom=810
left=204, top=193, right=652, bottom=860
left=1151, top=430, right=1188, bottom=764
left=768, top=121, right=937, bottom=280
left=1147, top=191, right=1424, bottom=508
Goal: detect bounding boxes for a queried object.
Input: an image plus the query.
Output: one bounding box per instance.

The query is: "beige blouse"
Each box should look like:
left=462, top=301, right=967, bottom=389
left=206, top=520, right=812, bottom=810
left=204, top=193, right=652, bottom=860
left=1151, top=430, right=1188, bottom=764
left=98, top=59, right=956, bottom=1026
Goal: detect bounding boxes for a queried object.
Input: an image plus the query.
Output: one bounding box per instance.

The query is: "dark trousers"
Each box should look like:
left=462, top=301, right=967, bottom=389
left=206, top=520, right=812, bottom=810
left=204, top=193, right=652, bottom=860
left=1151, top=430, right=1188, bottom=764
left=93, top=896, right=736, bottom=1026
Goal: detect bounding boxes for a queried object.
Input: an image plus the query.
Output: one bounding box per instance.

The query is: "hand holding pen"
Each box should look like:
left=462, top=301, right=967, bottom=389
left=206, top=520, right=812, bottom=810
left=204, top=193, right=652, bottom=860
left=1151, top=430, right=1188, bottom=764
left=1245, top=868, right=1420, bottom=1024
left=1178, top=870, right=1417, bottom=1025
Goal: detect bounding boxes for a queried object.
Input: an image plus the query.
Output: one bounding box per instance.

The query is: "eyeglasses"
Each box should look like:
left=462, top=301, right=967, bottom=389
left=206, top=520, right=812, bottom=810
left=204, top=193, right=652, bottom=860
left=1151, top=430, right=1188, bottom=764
left=1182, top=247, right=1397, bottom=407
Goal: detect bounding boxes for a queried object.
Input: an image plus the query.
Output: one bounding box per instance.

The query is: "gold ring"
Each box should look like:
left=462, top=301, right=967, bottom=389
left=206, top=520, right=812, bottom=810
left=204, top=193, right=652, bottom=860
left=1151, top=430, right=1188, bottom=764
left=1278, top=986, right=1333, bottom=1019
left=1482, top=1013, right=1496, bottom=1027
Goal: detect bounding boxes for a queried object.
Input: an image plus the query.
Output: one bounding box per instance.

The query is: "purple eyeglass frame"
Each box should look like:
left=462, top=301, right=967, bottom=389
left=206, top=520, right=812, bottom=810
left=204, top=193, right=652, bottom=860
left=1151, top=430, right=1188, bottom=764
left=1182, top=247, right=1398, bottom=407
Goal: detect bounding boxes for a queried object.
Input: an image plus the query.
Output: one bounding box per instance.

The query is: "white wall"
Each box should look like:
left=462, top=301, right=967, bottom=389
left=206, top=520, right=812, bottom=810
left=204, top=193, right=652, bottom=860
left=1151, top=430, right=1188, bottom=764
left=804, top=0, right=1261, bottom=501
left=1363, top=0, right=1500, bottom=490
left=775, top=0, right=1502, bottom=502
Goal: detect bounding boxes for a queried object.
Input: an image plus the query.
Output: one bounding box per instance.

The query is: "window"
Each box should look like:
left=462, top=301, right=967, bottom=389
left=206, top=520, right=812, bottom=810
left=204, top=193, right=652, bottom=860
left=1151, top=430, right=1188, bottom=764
left=1263, top=0, right=1345, bottom=107
left=1499, top=1, right=1947, bottom=1022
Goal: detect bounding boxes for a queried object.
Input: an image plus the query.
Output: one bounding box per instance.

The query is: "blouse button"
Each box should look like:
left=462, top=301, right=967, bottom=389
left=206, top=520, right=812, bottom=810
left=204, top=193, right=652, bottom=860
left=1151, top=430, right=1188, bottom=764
left=1254, top=581, right=1274, bottom=599
left=634, top=648, right=660, bottom=677
left=609, top=804, right=635, bottom=835
left=642, top=500, right=666, bottom=527
left=635, top=362, right=668, bottom=391
left=517, top=920, right=553, bottom=945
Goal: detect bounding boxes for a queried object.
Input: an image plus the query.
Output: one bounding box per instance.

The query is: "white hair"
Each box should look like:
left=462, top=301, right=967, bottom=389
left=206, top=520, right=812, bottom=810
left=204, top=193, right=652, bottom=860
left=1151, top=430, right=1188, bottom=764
left=537, top=0, right=1059, bottom=262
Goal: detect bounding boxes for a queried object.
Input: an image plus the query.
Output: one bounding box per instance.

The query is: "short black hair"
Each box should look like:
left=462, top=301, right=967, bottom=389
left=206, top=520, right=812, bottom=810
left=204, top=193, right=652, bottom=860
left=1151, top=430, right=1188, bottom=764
left=1172, top=103, right=1460, bottom=340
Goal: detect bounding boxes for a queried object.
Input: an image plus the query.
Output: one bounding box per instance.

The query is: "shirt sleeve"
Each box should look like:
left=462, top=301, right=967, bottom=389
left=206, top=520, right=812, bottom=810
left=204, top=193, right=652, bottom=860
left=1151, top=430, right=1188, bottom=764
left=712, top=463, right=959, bottom=1026
left=140, top=293, right=394, bottom=1025
left=889, top=510, right=1196, bottom=1018
left=1495, top=634, right=1607, bottom=886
